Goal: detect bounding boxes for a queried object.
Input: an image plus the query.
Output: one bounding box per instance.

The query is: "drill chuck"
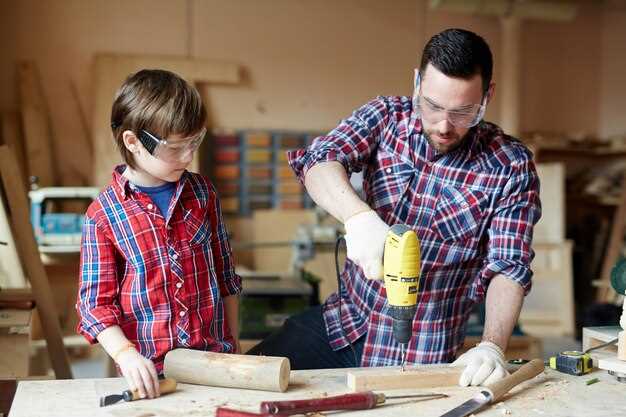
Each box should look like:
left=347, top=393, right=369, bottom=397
left=391, top=305, right=417, bottom=345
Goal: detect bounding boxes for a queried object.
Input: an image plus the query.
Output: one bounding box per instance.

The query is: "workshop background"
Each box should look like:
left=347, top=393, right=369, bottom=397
left=1, top=0, right=626, bottom=392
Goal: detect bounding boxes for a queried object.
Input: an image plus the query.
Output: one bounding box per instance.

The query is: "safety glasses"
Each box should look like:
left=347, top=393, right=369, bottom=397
left=138, top=127, right=207, bottom=163
left=413, top=71, right=487, bottom=128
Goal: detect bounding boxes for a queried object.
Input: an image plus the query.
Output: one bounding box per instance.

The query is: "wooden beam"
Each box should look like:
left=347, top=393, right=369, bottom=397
left=92, top=54, right=241, bottom=187
left=500, top=16, right=522, bottom=137
left=1, top=111, right=27, bottom=188
left=346, top=365, right=463, bottom=392
left=0, top=145, right=72, bottom=379
left=18, top=61, right=57, bottom=188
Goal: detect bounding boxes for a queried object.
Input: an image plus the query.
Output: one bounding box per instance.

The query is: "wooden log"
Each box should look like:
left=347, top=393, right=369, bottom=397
left=346, top=365, right=463, bottom=392
left=163, top=349, right=290, bottom=392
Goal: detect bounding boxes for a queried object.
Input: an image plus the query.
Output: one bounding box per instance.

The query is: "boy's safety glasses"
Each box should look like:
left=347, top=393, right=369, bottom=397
left=138, top=127, right=207, bottom=163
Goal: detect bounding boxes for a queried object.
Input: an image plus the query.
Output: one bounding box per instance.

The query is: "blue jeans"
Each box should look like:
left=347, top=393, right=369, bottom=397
left=246, top=305, right=364, bottom=370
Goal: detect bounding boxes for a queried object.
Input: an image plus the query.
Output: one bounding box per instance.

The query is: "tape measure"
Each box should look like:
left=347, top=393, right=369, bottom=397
left=548, top=351, right=593, bottom=376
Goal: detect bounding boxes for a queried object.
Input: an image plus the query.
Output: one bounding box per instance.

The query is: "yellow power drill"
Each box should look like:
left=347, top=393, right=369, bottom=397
left=383, top=224, right=421, bottom=371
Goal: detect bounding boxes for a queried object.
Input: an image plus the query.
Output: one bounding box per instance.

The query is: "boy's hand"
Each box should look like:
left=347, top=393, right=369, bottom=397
left=116, top=348, right=160, bottom=399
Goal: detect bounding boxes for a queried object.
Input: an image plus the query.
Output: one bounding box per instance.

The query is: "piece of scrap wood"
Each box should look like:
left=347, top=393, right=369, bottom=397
left=346, top=365, right=463, bottom=392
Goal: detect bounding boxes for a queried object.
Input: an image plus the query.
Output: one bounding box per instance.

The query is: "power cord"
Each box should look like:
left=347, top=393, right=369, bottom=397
left=335, top=236, right=358, bottom=366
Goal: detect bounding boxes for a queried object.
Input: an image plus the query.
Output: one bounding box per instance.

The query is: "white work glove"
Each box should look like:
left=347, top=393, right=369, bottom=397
left=344, top=210, right=390, bottom=280
left=452, top=341, right=509, bottom=386
left=116, top=347, right=160, bottom=399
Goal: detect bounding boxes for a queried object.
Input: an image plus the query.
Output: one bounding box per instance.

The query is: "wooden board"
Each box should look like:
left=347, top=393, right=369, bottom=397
left=521, top=240, right=575, bottom=336
left=347, top=365, right=463, bottom=392
left=252, top=209, right=316, bottom=272
left=92, top=54, right=241, bottom=187
left=0, top=145, right=72, bottom=379
left=18, top=61, right=57, bottom=188
left=1, top=111, right=27, bottom=187
left=0, top=184, right=27, bottom=288
left=0, top=308, right=32, bottom=377
left=9, top=367, right=626, bottom=417
left=534, top=163, right=565, bottom=243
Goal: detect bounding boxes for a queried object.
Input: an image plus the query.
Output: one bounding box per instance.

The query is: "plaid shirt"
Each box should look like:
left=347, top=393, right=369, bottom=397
left=76, top=166, right=241, bottom=372
left=288, top=96, right=541, bottom=367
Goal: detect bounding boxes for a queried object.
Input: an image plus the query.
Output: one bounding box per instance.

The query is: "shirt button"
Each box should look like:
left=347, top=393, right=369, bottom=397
left=172, top=254, right=178, bottom=260
left=176, top=282, right=183, bottom=289
left=386, top=168, right=392, bottom=174
left=147, top=203, right=153, bottom=210
left=179, top=311, right=186, bottom=317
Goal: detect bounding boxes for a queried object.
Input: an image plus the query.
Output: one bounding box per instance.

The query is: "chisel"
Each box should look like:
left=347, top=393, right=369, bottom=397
left=99, top=378, right=177, bottom=407
left=259, top=391, right=448, bottom=414
left=439, top=359, right=544, bottom=417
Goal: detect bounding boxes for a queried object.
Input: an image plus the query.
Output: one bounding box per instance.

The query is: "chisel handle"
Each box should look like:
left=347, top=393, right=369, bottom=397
left=486, top=358, right=544, bottom=402
left=125, top=378, right=177, bottom=401
left=260, top=391, right=384, bottom=414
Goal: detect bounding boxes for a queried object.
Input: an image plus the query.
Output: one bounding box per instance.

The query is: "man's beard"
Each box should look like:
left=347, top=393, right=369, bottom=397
left=423, top=128, right=468, bottom=154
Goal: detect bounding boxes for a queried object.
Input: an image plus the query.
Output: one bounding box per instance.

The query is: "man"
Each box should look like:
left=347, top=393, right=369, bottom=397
left=248, top=28, right=541, bottom=387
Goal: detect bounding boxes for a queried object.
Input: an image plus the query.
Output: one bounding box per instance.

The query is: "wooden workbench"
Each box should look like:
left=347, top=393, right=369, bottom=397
left=8, top=366, right=626, bottom=417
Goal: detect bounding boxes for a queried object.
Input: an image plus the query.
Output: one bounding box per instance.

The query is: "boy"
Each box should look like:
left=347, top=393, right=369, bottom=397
left=76, top=69, right=241, bottom=399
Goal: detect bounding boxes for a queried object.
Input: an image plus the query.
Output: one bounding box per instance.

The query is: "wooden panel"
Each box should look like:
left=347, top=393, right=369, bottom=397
left=346, top=365, right=463, bottom=392
left=521, top=241, right=575, bottom=336
left=0, top=309, right=32, bottom=377
left=534, top=163, right=565, bottom=243
left=1, top=112, right=27, bottom=187
left=0, top=145, right=72, bottom=379
left=0, top=185, right=27, bottom=288
left=18, top=61, right=56, bottom=187
left=92, top=54, right=240, bottom=187
left=253, top=209, right=315, bottom=272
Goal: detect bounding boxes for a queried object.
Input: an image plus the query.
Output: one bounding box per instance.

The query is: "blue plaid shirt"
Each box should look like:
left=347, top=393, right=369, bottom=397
left=288, top=96, right=541, bottom=366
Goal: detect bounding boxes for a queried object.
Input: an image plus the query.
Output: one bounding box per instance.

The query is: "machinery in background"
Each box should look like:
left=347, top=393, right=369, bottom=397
left=235, top=207, right=343, bottom=340
left=29, top=187, right=100, bottom=251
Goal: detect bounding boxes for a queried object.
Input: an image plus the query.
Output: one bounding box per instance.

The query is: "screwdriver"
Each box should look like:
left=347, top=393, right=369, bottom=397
left=259, top=390, right=448, bottom=415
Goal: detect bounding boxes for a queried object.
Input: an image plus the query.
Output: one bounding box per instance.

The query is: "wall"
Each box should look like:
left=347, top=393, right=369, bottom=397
left=1, top=1, right=625, bottom=186
left=600, top=7, right=626, bottom=138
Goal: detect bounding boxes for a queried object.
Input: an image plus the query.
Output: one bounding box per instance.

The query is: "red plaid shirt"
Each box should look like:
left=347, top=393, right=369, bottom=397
left=76, top=166, right=241, bottom=372
left=288, top=96, right=541, bottom=366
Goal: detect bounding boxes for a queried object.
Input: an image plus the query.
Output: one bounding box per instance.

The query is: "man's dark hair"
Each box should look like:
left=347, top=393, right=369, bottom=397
left=419, top=28, right=493, bottom=94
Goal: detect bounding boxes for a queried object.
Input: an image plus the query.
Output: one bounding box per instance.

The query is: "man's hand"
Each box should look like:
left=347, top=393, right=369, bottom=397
left=344, top=210, right=390, bottom=280
left=116, top=348, right=160, bottom=399
left=452, top=341, right=509, bottom=386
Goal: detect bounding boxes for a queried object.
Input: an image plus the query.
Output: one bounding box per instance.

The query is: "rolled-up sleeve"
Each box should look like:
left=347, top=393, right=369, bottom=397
left=287, top=97, right=390, bottom=182
left=209, top=187, right=242, bottom=297
left=477, top=156, right=542, bottom=298
left=76, top=216, right=122, bottom=343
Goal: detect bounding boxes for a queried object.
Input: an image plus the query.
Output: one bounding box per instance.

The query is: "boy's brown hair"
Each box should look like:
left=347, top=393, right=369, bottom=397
left=110, top=69, right=207, bottom=169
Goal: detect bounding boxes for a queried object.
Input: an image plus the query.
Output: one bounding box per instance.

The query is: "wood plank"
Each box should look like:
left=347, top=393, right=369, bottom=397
left=346, top=365, right=463, bottom=392
left=534, top=163, right=565, bottom=244
left=0, top=184, right=28, bottom=288
left=1, top=111, right=28, bottom=188
left=0, top=145, right=72, bottom=379
left=92, top=54, right=241, bottom=187
left=17, top=61, right=57, bottom=188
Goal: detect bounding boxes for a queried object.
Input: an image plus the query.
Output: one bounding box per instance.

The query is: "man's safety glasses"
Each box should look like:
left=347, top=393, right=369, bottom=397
left=413, top=71, right=487, bottom=128
left=414, top=95, right=486, bottom=128
left=138, top=127, right=207, bottom=163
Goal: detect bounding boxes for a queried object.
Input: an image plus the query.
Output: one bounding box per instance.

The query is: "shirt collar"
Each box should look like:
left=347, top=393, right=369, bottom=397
left=111, top=165, right=190, bottom=200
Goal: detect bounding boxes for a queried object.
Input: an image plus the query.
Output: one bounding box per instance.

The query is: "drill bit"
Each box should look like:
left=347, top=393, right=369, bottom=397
left=401, top=344, right=406, bottom=372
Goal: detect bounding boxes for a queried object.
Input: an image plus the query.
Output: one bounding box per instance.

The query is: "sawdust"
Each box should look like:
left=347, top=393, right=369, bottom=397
left=534, top=379, right=570, bottom=401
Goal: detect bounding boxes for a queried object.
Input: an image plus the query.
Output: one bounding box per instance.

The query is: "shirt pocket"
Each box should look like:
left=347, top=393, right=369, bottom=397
left=431, top=186, right=488, bottom=242
left=183, top=207, right=212, bottom=246
left=367, top=149, right=413, bottom=215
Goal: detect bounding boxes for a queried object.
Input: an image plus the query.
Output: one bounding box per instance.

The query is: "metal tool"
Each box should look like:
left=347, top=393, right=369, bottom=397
left=99, top=378, right=177, bottom=407
left=259, top=391, right=447, bottom=415
left=383, top=224, right=421, bottom=371
left=439, top=358, right=544, bottom=417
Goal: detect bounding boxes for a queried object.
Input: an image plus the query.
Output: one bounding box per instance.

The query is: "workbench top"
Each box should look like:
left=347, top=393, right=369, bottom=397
left=9, top=366, right=626, bottom=417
